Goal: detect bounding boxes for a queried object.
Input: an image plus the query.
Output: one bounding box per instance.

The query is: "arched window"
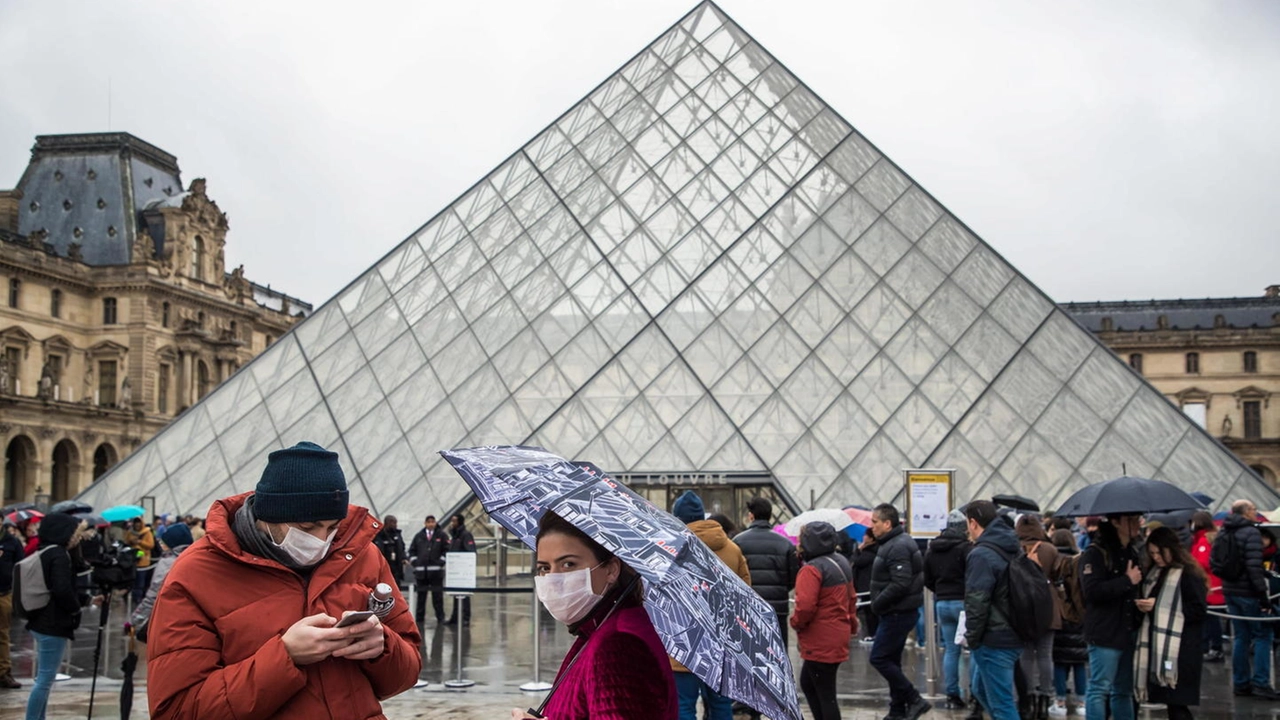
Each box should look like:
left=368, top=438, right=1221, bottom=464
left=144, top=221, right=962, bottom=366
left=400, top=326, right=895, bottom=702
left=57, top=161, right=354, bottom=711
left=193, top=236, right=205, bottom=281
left=162, top=301, right=170, bottom=328
left=102, top=297, right=118, bottom=324
left=3, top=435, right=36, bottom=502
left=7, top=278, right=19, bottom=309
left=92, top=443, right=118, bottom=480
left=50, top=439, right=77, bottom=502
left=50, top=289, right=62, bottom=318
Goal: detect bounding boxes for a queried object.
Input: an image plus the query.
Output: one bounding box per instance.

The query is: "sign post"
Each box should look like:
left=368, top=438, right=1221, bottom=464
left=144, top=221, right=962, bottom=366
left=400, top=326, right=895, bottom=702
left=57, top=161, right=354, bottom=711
left=904, top=468, right=954, bottom=698
left=444, top=554, right=477, bottom=689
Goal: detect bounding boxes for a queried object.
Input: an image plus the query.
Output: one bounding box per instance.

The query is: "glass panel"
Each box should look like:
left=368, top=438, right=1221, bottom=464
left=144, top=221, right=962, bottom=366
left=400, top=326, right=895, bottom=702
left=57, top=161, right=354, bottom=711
left=791, top=220, right=843, bottom=278
left=883, top=317, right=948, bottom=384
left=918, top=280, right=982, bottom=345
left=676, top=172, right=731, bottom=221
left=796, top=164, right=850, bottom=217
left=813, top=391, right=877, bottom=466
left=589, top=73, right=638, bottom=117
left=531, top=295, right=590, bottom=357
left=602, top=398, right=668, bottom=468
left=491, top=327, right=553, bottom=392
left=996, top=431, right=1075, bottom=502
left=747, top=65, right=798, bottom=109
left=952, top=245, right=1014, bottom=308
left=685, top=320, right=743, bottom=385
left=919, top=352, right=986, bottom=424
left=884, top=249, right=945, bottom=310
left=853, top=160, right=910, bottom=212
left=669, top=225, right=721, bottom=283
left=1112, top=387, right=1191, bottom=469
left=852, top=284, right=911, bottom=346
left=633, top=118, right=682, bottom=166
left=743, top=112, right=790, bottom=160
left=852, top=218, right=911, bottom=276
left=1079, top=432, right=1154, bottom=485
left=672, top=46, right=719, bottom=89
left=885, top=186, right=942, bottom=242
left=265, top=368, right=323, bottom=435
left=917, top=215, right=977, bottom=274
left=545, top=233, right=600, bottom=290
left=700, top=198, right=754, bottom=251
left=740, top=394, right=805, bottom=465
left=954, top=394, right=1028, bottom=468
left=490, top=154, right=539, bottom=200
left=564, top=176, right=614, bottom=222
left=471, top=294, right=525, bottom=351
left=756, top=253, right=811, bottom=314
left=202, top=369, right=262, bottom=435
left=431, top=329, right=486, bottom=392
left=557, top=101, right=608, bottom=145
left=1156, top=433, right=1240, bottom=500
left=954, top=314, right=1018, bottom=382
left=393, top=265, right=445, bottom=326
left=344, top=402, right=402, bottom=471
left=352, top=301, right=409, bottom=360
left=657, top=292, right=713, bottom=351
left=770, top=138, right=818, bottom=185
left=718, top=91, right=769, bottom=136
left=1033, top=390, right=1107, bottom=465
left=775, top=435, right=844, bottom=507
left=634, top=434, right=697, bottom=472
left=709, top=141, right=761, bottom=189
left=692, top=68, right=744, bottom=112
left=454, top=364, right=509, bottom=430
left=169, top=443, right=231, bottom=515
left=988, top=277, right=1053, bottom=343
left=405, top=404, right=468, bottom=467
left=722, top=43, right=771, bottom=87
left=471, top=205, right=523, bottom=258
left=798, top=108, right=851, bottom=158
left=816, top=317, right=878, bottom=382
left=843, top=434, right=910, bottom=502
left=775, top=84, right=823, bottom=132
left=818, top=249, right=877, bottom=313
left=712, top=356, right=772, bottom=424
left=993, top=351, right=1062, bottom=423
left=1027, top=311, right=1097, bottom=380
left=622, top=50, right=671, bottom=94
left=849, top=355, right=913, bottom=424
left=294, top=303, right=350, bottom=361
left=526, top=127, right=573, bottom=172
left=784, top=285, right=841, bottom=348
left=369, top=331, right=427, bottom=395
left=646, top=361, right=704, bottom=426
left=671, top=397, right=738, bottom=467
left=925, top=434, right=995, bottom=500
left=452, top=264, right=503, bottom=322
left=506, top=180, right=559, bottom=231
left=578, top=122, right=630, bottom=167
left=378, top=238, right=429, bottom=295
left=664, top=93, right=713, bottom=137
left=278, top=399, right=340, bottom=451
left=1068, top=348, right=1142, bottom=422
left=514, top=363, right=575, bottom=428
left=328, top=368, right=382, bottom=433
left=359, top=439, right=423, bottom=517
left=779, top=356, right=841, bottom=425
left=763, top=195, right=818, bottom=247
left=309, top=333, right=367, bottom=393
left=886, top=392, right=949, bottom=461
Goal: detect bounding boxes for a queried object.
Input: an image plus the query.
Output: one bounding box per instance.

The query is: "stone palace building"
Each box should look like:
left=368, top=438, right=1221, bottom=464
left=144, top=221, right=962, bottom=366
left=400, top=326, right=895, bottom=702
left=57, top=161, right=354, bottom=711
left=1, top=132, right=310, bottom=505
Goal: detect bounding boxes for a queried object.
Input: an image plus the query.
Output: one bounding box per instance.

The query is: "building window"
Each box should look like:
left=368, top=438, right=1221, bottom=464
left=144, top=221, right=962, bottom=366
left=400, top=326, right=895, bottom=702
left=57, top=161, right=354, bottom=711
left=197, top=311, right=205, bottom=328
left=193, top=236, right=205, bottom=282
left=1244, top=400, right=1262, bottom=440
left=158, top=363, right=170, bottom=413
left=7, top=278, right=18, bottom=309
left=161, top=302, right=170, bottom=328
left=1186, top=352, right=1200, bottom=374
left=102, top=297, right=118, bottom=325
left=197, top=360, right=211, bottom=399
left=46, top=354, right=62, bottom=400
left=1129, top=353, right=1143, bottom=373
left=50, top=289, right=62, bottom=318
left=1244, top=351, right=1258, bottom=373
left=98, top=360, right=117, bottom=407
left=3, top=347, right=19, bottom=393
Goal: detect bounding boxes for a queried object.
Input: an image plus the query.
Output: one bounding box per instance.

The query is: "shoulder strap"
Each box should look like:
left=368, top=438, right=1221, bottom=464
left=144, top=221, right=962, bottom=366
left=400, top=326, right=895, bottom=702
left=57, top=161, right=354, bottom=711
left=816, top=554, right=851, bottom=585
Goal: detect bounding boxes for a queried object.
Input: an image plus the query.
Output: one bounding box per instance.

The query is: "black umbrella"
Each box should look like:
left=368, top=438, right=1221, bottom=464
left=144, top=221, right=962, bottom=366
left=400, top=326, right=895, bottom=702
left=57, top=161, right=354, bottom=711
left=993, top=494, right=1040, bottom=512
left=0, top=502, right=37, bottom=516
left=120, top=624, right=138, bottom=719
left=51, top=500, right=93, bottom=514
left=1055, top=476, right=1206, bottom=518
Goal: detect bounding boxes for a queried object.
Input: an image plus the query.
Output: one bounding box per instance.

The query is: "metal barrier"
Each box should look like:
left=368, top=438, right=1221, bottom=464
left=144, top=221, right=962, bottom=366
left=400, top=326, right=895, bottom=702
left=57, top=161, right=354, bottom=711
left=437, top=585, right=541, bottom=691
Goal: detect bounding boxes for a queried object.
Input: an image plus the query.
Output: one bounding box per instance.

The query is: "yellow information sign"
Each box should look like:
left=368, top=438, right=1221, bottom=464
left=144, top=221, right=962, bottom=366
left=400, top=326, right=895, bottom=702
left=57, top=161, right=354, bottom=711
left=904, top=469, right=954, bottom=538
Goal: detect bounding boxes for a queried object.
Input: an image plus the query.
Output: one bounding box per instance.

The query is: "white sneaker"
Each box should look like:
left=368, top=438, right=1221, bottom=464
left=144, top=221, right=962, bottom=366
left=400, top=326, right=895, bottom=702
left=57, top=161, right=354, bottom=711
left=1048, top=698, right=1067, bottom=717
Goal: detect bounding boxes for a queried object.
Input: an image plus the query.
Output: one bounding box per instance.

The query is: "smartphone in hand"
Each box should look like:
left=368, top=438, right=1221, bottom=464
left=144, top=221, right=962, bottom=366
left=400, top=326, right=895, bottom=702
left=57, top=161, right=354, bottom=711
left=334, top=610, right=375, bottom=628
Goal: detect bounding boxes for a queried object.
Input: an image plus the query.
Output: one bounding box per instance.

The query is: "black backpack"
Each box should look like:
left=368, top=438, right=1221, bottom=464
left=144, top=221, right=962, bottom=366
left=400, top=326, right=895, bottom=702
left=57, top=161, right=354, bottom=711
left=991, top=545, right=1055, bottom=642
left=1211, top=528, right=1246, bottom=581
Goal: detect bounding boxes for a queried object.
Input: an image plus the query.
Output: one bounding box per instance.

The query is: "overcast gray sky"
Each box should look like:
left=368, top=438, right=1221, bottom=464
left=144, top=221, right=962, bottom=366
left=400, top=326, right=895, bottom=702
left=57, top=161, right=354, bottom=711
left=2, top=1, right=1277, bottom=309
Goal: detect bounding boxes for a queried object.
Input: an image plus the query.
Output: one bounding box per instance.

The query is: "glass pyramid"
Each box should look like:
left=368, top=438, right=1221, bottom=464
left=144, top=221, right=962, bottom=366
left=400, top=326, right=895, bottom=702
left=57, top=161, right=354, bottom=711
left=79, top=2, right=1274, bottom=522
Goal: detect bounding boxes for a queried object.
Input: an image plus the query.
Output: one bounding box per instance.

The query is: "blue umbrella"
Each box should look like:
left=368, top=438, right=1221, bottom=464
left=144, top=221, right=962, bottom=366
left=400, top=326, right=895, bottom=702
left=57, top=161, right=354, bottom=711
left=442, top=445, right=800, bottom=720
left=101, top=505, right=146, bottom=523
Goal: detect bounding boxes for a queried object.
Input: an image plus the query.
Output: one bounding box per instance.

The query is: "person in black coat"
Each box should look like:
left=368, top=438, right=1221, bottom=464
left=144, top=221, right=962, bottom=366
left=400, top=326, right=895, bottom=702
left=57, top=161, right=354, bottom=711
left=868, top=504, right=929, bottom=720
left=1218, top=500, right=1277, bottom=697
left=444, top=513, right=476, bottom=626
left=852, top=532, right=879, bottom=641
left=20, top=513, right=85, bottom=719
left=734, top=497, right=799, bottom=648
left=924, top=510, right=972, bottom=709
left=0, top=521, right=24, bottom=688
left=1136, top=527, right=1207, bottom=720
left=373, top=514, right=408, bottom=586
left=408, top=515, right=449, bottom=623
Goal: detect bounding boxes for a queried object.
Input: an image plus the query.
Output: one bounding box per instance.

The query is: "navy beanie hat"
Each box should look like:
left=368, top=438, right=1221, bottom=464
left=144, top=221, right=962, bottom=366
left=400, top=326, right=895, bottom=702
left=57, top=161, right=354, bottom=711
left=672, top=490, right=705, bottom=524
left=160, top=522, right=194, bottom=551
left=254, top=441, right=349, bottom=523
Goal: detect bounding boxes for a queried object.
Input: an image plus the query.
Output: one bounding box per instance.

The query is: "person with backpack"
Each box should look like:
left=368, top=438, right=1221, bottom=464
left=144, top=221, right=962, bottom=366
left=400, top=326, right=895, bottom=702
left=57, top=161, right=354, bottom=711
left=1047, top=529, right=1086, bottom=717
left=1016, top=515, right=1061, bottom=720
left=1079, top=514, right=1142, bottom=720
left=1188, top=510, right=1225, bottom=663
left=868, top=503, right=930, bottom=720
left=792, top=521, right=858, bottom=720
left=924, top=509, right=972, bottom=710
left=1134, top=527, right=1207, bottom=720
left=963, top=500, right=1023, bottom=720
left=17, top=513, right=86, bottom=720
left=1213, top=499, right=1278, bottom=699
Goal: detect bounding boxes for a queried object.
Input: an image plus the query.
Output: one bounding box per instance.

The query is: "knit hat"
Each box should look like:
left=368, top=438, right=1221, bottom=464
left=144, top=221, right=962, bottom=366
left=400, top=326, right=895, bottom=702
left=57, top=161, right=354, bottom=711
left=254, top=441, right=349, bottom=523
left=946, top=508, right=968, bottom=533
left=160, top=522, right=194, bottom=551
left=672, top=490, right=705, bottom=524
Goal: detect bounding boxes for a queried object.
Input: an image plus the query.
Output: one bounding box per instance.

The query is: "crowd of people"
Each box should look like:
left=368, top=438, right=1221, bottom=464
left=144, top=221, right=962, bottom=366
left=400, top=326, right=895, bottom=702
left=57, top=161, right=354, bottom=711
left=2, top=438, right=1276, bottom=720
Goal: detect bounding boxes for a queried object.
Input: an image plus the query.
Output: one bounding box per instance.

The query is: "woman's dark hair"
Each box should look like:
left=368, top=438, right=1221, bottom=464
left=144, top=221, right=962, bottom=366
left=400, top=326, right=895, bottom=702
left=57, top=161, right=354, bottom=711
left=536, top=511, right=643, bottom=604
left=707, top=513, right=736, bottom=537
left=1146, top=526, right=1207, bottom=587
left=1191, top=510, right=1215, bottom=533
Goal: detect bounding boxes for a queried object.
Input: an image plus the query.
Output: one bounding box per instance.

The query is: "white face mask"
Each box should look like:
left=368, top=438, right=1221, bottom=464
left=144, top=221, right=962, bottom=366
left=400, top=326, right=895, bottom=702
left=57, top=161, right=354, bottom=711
left=274, top=526, right=335, bottom=567
left=534, top=563, right=606, bottom=626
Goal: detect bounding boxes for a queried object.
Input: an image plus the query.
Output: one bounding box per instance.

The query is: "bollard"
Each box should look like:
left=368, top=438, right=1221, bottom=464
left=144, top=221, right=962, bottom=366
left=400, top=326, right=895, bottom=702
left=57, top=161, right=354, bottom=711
left=407, top=583, right=417, bottom=620
left=444, top=595, right=475, bottom=689
left=520, top=585, right=553, bottom=692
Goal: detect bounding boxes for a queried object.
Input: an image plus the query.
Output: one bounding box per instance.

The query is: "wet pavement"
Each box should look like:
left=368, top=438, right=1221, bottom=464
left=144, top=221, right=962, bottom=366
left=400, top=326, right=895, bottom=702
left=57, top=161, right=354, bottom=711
left=0, top=581, right=1275, bottom=718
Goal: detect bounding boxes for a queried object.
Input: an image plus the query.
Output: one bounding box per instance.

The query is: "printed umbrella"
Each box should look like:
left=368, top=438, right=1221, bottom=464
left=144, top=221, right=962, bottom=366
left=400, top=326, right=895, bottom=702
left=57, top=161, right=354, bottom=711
left=101, top=505, right=146, bottom=523
left=442, top=446, right=800, bottom=720
left=6, top=508, right=43, bottom=524
left=1055, top=476, right=1205, bottom=518
left=783, top=508, right=854, bottom=536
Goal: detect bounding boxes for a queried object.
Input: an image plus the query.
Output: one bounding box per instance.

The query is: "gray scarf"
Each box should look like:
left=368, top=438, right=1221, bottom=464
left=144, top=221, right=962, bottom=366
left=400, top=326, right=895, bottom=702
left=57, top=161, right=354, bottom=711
left=232, top=496, right=309, bottom=570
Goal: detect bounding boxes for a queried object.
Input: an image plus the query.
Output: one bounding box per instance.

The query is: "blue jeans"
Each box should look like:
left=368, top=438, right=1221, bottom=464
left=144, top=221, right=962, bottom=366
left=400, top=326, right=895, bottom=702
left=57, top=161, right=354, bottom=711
left=674, top=670, right=733, bottom=720
left=1054, top=664, right=1087, bottom=697
left=936, top=599, right=965, bottom=698
left=1227, top=595, right=1273, bottom=688
left=26, top=631, right=67, bottom=720
left=1086, top=644, right=1134, bottom=720
left=870, top=610, right=922, bottom=711
left=972, top=645, right=1021, bottom=720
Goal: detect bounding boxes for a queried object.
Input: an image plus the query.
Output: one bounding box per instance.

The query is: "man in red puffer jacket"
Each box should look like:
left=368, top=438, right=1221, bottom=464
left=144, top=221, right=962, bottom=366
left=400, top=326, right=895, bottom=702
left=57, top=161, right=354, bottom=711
left=792, top=521, right=857, bottom=720
left=1190, top=510, right=1226, bottom=662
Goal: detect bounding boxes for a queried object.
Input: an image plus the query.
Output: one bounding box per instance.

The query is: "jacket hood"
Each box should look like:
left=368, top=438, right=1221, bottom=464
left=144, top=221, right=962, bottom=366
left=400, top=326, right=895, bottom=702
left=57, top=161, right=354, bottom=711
left=799, top=521, right=839, bottom=558
left=930, top=525, right=970, bottom=552
left=976, top=516, right=1021, bottom=554
left=205, top=491, right=375, bottom=569
left=688, top=519, right=730, bottom=551
left=1222, top=513, right=1257, bottom=531
left=38, top=512, right=81, bottom=546
left=1015, top=515, right=1049, bottom=542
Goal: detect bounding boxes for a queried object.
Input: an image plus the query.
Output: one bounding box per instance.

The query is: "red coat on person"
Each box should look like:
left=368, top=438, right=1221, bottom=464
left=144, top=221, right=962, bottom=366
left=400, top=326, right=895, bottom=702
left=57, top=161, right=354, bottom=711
left=791, top=524, right=858, bottom=664
left=1191, top=527, right=1225, bottom=606
left=147, top=493, right=422, bottom=720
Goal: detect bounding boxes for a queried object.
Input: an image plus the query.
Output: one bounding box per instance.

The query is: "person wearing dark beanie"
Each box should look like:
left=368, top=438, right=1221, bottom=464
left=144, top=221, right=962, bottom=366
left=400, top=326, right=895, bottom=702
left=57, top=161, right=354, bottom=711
left=672, top=490, right=705, bottom=524
left=144, top=441, right=422, bottom=719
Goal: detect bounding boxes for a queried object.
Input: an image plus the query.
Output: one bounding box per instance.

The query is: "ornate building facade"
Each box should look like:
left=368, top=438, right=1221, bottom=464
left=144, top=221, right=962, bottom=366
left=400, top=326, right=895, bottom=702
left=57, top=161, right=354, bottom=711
left=1066, top=287, right=1280, bottom=485
left=0, top=132, right=310, bottom=505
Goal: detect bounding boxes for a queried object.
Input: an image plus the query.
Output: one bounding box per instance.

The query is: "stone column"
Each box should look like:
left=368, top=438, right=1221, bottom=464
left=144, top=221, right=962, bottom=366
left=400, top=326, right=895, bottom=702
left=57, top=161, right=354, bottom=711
left=181, top=351, right=194, bottom=409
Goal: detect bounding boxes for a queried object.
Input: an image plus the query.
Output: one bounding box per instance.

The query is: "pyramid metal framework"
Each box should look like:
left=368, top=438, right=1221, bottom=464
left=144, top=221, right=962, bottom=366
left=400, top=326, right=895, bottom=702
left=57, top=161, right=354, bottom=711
left=79, top=2, right=1274, bottom=522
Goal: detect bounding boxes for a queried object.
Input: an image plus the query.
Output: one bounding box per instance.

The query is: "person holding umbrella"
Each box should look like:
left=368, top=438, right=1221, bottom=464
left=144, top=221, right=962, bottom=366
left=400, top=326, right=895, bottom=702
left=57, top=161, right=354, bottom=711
left=510, top=510, right=676, bottom=719
left=1133, top=526, right=1206, bottom=720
